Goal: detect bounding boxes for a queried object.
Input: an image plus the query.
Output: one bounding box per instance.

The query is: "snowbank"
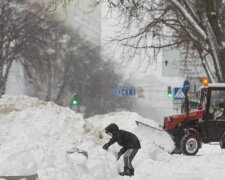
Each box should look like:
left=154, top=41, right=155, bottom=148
left=0, top=96, right=173, bottom=180
left=0, top=96, right=85, bottom=179
left=1, top=95, right=225, bottom=180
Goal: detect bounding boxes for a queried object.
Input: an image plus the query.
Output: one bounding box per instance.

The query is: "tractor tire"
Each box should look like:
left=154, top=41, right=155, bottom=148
left=220, top=132, right=225, bottom=149
left=181, top=133, right=200, bottom=155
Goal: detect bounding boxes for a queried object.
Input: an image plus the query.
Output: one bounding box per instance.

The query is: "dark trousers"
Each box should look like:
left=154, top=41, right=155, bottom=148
left=123, top=149, right=139, bottom=170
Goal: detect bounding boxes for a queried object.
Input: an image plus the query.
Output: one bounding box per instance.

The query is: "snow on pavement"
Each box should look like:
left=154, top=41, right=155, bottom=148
left=0, top=96, right=225, bottom=180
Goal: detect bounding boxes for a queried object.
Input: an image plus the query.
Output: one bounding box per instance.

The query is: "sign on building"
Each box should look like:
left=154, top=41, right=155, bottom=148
left=162, top=48, right=206, bottom=78
left=162, top=48, right=180, bottom=77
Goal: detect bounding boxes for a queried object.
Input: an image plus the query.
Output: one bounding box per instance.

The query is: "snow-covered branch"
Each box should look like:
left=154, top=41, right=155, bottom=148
left=168, top=0, right=206, bottom=41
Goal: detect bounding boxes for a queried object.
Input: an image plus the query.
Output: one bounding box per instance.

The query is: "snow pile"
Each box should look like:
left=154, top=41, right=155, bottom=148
left=1, top=96, right=225, bottom=180
left=84, top=111, right=175, bottom=179
left=0, top=96, right=174, bottom=180
left=0, top=96, right=85, bottom=179
left=0, top=95, right=45, bottom=117
left=0, top=95, right=46, bottom=110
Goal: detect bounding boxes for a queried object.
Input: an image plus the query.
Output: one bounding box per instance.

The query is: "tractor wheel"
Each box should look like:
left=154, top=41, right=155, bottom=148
left=220, top=132, right=225, bottom=149
left=181, top=133, right=200, bottom=155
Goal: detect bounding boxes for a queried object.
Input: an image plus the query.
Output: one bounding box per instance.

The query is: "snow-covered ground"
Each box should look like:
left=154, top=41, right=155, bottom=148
left=0, top=96, right=225, bottom=180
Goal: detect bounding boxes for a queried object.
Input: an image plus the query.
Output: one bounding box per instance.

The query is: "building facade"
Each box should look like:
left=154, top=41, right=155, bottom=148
left=68, top=0, right=101, bottom=46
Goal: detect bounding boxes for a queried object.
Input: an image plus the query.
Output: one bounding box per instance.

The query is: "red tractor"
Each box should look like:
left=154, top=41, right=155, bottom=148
left=164, top=83, right=225, bottom=155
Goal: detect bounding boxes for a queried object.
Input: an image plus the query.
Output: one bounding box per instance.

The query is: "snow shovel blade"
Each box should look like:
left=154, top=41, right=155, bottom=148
left=136, top=120, right=164, bottom=132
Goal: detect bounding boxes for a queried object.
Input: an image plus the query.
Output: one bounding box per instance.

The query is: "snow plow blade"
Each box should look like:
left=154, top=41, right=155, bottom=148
left=135, top=120, right=164, bottom=132
left=136, top=120, right=176, bottom=154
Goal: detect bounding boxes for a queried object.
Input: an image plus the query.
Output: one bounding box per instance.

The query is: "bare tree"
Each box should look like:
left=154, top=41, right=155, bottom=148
left=22, top=19, right=134, bottom=116
left=100, top=0, right=225, bottom=83
left=0, top=0, right=133, bottom=115
left=52, top=0, right=225, bottom=83
left=24, top=25, right=86, bottom=103
left=0, top=0, right=58, bottom=95
left=66, top=40, right=135, bottom=117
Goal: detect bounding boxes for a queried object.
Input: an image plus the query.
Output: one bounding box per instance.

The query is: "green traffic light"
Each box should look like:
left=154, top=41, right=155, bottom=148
left=167, top=86, right=172, bottom=98
left=71, top=99, right=78, bottom=106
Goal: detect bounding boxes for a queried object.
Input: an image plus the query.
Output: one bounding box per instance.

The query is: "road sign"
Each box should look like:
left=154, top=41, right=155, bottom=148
left=113, top=88, right=121, bottom=96
left=136, top=87, right=144, bottom=98
left=183, top=80, right=190, bottom=93
left=113, top=87, right=135, bottom=96
left=173, top=87, right=185, bottom=100
left=121, top=88, right=135, bottom=96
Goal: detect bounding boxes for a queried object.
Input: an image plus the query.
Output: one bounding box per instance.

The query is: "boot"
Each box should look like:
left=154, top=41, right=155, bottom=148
left=119, top=166, right=134, bottom=176
left=130, top=169, right=134, bottom=176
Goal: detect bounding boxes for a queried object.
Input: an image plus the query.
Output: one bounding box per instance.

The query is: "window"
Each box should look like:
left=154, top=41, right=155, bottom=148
left=209, top=89, right=225, bottom=120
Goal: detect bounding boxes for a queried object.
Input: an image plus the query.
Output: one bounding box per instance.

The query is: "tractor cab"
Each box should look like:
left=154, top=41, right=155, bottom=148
left=198, top=83, right=225, bottom=143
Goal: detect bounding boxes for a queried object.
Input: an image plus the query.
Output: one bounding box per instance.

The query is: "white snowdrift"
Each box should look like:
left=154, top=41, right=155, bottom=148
left=1, top=95, right=225, bottom=180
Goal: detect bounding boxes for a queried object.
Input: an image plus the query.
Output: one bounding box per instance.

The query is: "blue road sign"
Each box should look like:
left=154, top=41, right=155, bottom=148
left=122, top=88, right=129, bottom=96
left=113, top=87, right=136, bottom=96
left=121, top=88, right=136, bottom=96
left=128, top=88, right=136, bottom=96
left=173, top=87, right=185, bottom=100
left=183, top=80, right=190, bottom=93
left=113, top=88, right=121, bottom=96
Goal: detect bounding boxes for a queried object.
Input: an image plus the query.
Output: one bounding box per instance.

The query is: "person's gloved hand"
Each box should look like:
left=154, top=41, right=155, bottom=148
left=117, top=152, right=122, bottom=160
left=102, top=143, right=109, bottom=150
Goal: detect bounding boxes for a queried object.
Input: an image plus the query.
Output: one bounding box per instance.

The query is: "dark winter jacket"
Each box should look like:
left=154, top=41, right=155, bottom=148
left=105, top=123, right=141, bottom=155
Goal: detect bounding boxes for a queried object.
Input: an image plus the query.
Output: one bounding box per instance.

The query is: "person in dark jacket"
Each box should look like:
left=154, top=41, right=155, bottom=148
left=102, top=123, right=141, bottom=176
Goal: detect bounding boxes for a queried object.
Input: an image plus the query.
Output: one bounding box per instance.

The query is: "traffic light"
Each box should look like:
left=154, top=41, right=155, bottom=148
left=202, top=78, right=209, bottom=87
left=167, top=86, right=172, bottom=98
left=71, top=98, right=78, bottom=106
left=71, top=94, right=78, bottom=106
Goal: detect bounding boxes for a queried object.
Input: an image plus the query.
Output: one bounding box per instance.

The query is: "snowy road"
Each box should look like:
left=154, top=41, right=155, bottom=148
left=133, top=144, right=225, bottom=180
